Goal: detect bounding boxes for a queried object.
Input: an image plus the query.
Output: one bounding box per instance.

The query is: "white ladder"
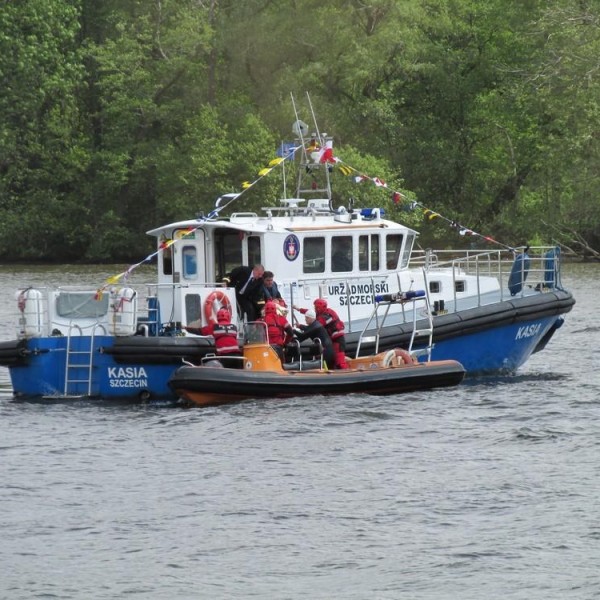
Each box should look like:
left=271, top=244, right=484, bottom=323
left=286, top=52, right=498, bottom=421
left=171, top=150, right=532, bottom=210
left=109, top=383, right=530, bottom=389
left=407, top=299, right=434, bottom=361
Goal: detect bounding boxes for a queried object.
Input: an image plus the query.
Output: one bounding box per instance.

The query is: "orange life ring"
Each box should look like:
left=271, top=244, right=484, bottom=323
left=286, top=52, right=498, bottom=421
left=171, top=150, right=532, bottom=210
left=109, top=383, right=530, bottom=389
left=204, top=290, right=232, bottom=325
left=383, top=348, right=418, bottom=368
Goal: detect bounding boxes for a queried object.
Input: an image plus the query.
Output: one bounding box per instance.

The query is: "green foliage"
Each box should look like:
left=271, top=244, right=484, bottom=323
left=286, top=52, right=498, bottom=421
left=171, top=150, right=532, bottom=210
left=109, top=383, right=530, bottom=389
left=0, top=0, right=598, bottom=261
left=0, top=0, right=90, bottom=260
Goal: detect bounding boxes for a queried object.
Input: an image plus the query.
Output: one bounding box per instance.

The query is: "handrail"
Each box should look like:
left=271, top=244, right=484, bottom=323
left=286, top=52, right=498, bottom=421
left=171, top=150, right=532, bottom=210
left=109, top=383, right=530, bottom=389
left=355, top=289, right=432, bottom=361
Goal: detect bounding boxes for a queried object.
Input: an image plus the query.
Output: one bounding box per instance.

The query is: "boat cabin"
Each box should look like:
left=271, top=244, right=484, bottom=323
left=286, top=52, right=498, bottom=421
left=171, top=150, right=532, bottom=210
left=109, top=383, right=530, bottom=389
left=146, top=197, right=419, bottom=333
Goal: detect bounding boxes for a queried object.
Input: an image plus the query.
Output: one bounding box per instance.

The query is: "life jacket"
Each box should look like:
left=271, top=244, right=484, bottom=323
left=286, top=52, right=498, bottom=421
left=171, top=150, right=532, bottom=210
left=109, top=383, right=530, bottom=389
left=212, top=323, right=240, bottom=355
left=317, top=308, right=345, bottom=341
left=263, top=313, right=287, bottom=346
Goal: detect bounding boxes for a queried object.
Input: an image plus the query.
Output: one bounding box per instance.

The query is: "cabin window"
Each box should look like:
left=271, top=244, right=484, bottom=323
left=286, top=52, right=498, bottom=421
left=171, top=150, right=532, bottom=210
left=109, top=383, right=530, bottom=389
left=182, top=246, right=197, bottom=280
left=400, top=234, right=413, bottom=268
left=303, top=237, right=325, bottom=273
left=185, top=293, right=202, bottom=325
left=429, top=281, right=441, bottom=294
left=331, top=236, right=353, bottom=272
left=386, top=234, right=404, bottom=269
left=359, top=234, right=380, bottom=271
left=214, top=229, right=243, bottom=282
left=248, top=235, right=261, bottom=267
left=455, top=280, right=466, bottom=292
left=371, top=235, right=380, bottom=270
left=359, top=236, right=368, bottom=271
left=56, top=292, right=109, bottom=318
left=162, top=240, right=173, bottom=275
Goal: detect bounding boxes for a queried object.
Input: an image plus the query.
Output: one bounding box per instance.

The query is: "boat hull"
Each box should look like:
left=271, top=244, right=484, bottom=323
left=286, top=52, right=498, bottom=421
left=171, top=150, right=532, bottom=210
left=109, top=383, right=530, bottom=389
left=345, top=288, right=574, bottom=373
left=168, top=360, right=466, bottom=407
left=3, top=335, right=214, bottom=401
left=0, top=289, right=573, bottom=400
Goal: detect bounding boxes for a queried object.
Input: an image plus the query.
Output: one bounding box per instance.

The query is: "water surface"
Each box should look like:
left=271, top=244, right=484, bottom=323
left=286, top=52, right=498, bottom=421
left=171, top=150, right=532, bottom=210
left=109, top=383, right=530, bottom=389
left=0, top=263, right=598, bottom=599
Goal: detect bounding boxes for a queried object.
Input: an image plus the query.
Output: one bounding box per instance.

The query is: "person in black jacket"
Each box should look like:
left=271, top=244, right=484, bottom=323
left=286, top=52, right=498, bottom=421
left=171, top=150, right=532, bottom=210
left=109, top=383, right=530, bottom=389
left=253, top=270, right=286, bottom=315
left=294, top=298, right=349, bottom=368
left=293, top=309, right=336, bottom=369
left=259, top=271, right=284, bottom=302
left=222, top=264, right=265, bottom=321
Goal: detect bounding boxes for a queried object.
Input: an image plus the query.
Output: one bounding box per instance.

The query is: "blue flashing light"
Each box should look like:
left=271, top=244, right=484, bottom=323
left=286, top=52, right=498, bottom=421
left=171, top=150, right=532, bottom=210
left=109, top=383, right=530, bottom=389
left=360, top=208, right=385, bottom=219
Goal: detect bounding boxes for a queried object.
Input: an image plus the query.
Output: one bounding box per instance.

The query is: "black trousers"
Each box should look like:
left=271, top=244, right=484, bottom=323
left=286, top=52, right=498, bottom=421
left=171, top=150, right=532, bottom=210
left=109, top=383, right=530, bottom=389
left=237, top=296, right=258, bottom=321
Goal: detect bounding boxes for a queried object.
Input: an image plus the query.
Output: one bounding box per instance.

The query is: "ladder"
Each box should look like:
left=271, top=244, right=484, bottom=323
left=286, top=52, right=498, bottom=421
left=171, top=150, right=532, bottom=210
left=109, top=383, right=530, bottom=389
left=355, top=288, right=434, bottom=361
left=407, top=297, right=434, bottom=361
left=408, top=268, right=434, bottom=361
left=64, top=324, right=104, bottom=397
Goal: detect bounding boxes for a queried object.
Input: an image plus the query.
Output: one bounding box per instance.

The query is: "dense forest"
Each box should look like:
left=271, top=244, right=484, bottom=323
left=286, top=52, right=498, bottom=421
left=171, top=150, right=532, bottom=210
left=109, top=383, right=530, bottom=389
left=1, top=0, right=599, bottom=262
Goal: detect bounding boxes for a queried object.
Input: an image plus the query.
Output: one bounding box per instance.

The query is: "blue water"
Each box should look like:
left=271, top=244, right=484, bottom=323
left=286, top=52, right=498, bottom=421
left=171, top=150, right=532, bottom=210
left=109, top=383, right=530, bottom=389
left=0, top=263, right=599, bottom=599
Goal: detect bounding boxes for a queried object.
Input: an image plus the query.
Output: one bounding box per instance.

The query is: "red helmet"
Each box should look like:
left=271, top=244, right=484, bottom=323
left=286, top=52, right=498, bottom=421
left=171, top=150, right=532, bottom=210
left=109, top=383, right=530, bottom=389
left=314, top=298, right=328, bottom=313
left=264, top=301, right=278, bottom=315
left=216, top=308, right=230, bottom=323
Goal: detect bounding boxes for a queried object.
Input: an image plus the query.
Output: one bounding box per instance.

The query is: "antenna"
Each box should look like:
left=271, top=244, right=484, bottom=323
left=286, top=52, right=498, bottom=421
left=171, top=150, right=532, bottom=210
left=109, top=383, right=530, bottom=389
left=290, top=92, right=300, bottom=126
left=306, top=91, right=322, bottom=144
left=281, top=139, right=288, bottom=199
left=291, top=93, right=309, bottom=141
left=213, top=193, right=241, bottom=213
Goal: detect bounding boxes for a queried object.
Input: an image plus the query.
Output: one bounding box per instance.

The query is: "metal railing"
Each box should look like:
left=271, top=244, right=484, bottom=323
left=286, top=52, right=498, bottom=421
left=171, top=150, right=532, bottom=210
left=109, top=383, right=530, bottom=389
left=409, top=245, right=562, bottom=305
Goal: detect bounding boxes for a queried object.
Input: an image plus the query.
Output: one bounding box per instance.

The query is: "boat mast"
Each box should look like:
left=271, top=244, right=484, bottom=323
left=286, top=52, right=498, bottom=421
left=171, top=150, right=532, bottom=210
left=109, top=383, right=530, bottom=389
left=291, top=92, right=333, bottom=207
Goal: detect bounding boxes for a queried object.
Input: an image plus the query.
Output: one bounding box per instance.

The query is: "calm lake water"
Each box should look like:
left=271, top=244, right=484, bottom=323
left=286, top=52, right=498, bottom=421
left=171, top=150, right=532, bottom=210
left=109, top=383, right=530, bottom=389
left=0, top=263, right=599, bottom=599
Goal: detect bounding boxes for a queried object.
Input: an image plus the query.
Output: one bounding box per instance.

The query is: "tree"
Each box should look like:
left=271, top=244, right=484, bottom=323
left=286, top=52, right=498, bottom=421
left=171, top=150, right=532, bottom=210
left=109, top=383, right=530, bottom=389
left=1, top=0, right=598, bottom=260
left=0, top=0, right=90, bottom=259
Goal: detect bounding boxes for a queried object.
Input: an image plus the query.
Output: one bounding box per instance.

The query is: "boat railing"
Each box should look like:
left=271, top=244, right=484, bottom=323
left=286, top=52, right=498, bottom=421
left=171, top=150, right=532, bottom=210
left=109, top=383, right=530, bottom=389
left=140, top=281, right=230, bottom=336
left=409, top=245, right=562, bottom=304
left=284, top=337, right=324, bottom=371
left=14, top=282, right=165, bottom=338
left=198, top=354, right=246, bottom=369
left=355, top=290, right=433, bottom=361
left=286, top=270, right=442, bottom=336
left=16, top=286, right=115, bottom=339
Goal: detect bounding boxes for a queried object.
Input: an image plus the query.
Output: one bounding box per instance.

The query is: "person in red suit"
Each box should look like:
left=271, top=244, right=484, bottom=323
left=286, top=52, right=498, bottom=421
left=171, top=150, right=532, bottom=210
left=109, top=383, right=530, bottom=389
left=260, top=300, right=293, bottom=362
left=186, top=308, right=242, bottom=367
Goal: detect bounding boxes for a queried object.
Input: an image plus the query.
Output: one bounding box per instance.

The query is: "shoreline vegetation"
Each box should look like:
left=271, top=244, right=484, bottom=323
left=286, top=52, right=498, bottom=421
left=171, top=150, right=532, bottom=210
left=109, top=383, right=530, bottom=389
left=1, top=2, right=599, bottom=262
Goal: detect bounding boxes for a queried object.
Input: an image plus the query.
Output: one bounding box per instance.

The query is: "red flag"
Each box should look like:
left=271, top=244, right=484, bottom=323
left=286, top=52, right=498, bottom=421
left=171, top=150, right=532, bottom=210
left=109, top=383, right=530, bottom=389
left=319, top=147, right=335, bottom=164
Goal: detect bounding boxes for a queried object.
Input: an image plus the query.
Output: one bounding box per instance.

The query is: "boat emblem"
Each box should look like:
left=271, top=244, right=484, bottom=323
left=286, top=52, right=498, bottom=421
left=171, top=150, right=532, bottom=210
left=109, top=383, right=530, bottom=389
left=283, top=234, right=300, bottom=261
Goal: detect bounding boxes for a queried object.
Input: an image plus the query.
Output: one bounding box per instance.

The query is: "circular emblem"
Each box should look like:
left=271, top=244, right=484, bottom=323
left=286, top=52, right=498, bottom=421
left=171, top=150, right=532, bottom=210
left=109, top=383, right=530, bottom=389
left=283, top=234, right=300, bottom=261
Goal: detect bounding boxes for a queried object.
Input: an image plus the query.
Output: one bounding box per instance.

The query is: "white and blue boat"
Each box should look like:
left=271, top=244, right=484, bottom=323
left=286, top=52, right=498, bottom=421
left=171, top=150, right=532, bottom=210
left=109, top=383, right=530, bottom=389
left=0, top=107, right=575, bottom=401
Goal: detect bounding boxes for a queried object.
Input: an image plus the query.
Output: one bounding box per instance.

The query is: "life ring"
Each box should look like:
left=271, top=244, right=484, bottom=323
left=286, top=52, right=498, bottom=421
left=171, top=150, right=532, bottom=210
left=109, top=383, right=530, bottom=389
left=383, top=348, right=417, bottom=368
left=204, top=290, right=232, bottom=325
